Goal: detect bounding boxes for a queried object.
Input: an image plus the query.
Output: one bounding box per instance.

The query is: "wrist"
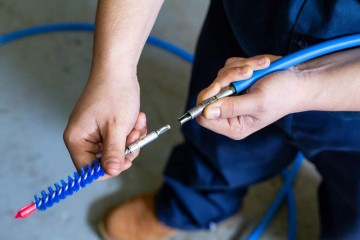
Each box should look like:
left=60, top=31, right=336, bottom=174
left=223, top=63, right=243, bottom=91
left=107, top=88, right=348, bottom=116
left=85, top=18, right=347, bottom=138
left=88, top=61, right=138, bottom=86
left=277, top=68, right=312, bottom=114
left=290, top=48, right=360, bottom=112
left=287, top=54, right=337, bottom=113
left=91, top=56, right=137, bottom=76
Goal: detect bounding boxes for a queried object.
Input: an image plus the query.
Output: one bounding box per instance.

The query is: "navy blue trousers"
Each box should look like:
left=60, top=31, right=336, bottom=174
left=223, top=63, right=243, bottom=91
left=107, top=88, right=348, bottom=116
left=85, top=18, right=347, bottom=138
left=155, top=1, right=360, bottom=239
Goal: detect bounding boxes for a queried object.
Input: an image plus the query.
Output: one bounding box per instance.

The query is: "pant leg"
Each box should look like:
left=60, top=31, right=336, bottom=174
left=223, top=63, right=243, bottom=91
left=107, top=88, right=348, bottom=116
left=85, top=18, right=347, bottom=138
left=291, top=111, right=360, bottom=239
left=155, top=0, right=298, bottom=230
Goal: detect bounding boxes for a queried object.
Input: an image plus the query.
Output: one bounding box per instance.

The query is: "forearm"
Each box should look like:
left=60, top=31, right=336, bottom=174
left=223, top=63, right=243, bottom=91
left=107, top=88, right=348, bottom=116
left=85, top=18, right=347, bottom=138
left=296, top=47, right=360, bottom=112
left=91, top=0, right=164, bottom=76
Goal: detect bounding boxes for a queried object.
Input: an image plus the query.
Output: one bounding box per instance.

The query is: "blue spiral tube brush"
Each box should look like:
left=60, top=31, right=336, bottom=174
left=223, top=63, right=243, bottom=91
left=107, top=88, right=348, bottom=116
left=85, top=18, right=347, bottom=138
left=14, top=125, right=171, bottom=219
left=34, top=159, right=105, bottom=211
left=14, top=159, right=105, bottom=219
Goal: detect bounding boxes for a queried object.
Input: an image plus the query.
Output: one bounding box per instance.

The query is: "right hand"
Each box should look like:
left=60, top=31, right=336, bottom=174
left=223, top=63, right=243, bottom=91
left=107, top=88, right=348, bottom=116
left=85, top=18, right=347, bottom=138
left=196, top=55, right=304, bottom=140
left=64, top=69, right=147, bottom=178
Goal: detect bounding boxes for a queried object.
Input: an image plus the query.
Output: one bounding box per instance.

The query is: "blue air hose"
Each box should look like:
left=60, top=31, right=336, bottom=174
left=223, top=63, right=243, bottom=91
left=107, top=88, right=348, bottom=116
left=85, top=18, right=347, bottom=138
left=286, top=178, right=297, bottom=240
left=231, top=33, right=360, bottom=93
left=0, top=23, right=194, bottom=63
left=247, top=153, right=303, bottom=240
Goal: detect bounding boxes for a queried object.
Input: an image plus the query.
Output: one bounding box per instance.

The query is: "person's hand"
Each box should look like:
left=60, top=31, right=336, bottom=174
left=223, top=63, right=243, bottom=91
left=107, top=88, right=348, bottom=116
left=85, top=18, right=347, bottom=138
left=196, top=55, right=307, bottom=140
left=63, top=69, right=147, bottom=178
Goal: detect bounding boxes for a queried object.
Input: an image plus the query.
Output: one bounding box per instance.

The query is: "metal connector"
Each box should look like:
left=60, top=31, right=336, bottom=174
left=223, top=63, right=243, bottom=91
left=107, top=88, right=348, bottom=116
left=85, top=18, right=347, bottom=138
left=124, top=125, right=171, bottom=155
left=178, top=86, right=236, bottom=125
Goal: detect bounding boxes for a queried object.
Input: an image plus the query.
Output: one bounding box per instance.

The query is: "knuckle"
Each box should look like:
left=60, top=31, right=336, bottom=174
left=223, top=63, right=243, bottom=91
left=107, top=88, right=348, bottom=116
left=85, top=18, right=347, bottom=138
left=217, top=68, right=224, bottom=77
left=217, top=68, right=238, bottom=81
left=105, top=116, right=129, bottom=129
left=106, top=117, right=118, bottom=126
left=225, top=57, right=236, bottom=65
left=63, top=126, right=79, bottom=146
left=223, top=68, right=236, bottom=79
left=240, top=66, right=253, bottom=77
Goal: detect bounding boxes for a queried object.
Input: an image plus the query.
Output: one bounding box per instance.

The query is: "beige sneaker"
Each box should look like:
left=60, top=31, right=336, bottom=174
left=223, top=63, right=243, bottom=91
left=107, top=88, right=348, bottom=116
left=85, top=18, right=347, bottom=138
left=97, top=192, right=176, bottom=240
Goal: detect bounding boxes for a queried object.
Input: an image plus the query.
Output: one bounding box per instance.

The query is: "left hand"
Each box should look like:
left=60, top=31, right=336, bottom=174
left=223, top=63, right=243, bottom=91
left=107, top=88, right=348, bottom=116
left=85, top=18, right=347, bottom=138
left=196, top=54, right=307, bottom=140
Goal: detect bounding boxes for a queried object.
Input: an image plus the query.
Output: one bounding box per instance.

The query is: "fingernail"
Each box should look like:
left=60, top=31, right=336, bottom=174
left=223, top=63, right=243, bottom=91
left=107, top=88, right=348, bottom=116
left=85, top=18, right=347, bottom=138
left=105, top=159, right=121, bottom=175
left=207, top=107, right=220, bottom=119
left=257, top=57, right=265, bottom=64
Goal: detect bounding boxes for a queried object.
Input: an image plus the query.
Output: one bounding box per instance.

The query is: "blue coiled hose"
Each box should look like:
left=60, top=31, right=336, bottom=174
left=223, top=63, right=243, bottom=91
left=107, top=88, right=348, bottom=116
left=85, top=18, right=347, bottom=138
left=247, top=153, right=303, bottom=240
left=0, top=23, right=194, bottom=63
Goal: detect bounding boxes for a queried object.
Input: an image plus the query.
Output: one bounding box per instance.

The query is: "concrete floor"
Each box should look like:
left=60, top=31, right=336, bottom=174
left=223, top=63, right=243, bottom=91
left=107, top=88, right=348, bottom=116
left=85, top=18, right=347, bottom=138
left=0, top=0, right=320, bottom=239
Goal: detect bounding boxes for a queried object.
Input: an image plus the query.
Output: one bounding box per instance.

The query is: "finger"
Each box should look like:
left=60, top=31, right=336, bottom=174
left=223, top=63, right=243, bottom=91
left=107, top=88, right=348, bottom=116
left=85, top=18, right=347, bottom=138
left=267, top=54, right=281, bottom=62
left=197, top=56, right=276, bottom=105
left=122, top=159, right=133, bottom=171
left=64, top=126, right=118, bottom=181
left=215, top=56, right=274, bottom=89
left=126, top=129, right=141, bottom=146
left=196, top=115, right=254, bottom=140
left=224, top=57, right=245, bottom=65
left=125, top=129, right=141, bottom=161
left=215, top=65, right=254, bottom=89
left=122, top=112, right=147, bottom=163
left=196, top=81, right=222, bottom=105
left=119, top=130, right=139, bottom=173
left=203, top=94, right=260, bottom=120
left=123, top=111, right=147, bottom=158
left=101, top=122, right=127, bottom=176
left=218, top=55, right=271, bottom=76
left=197, top=64, right=254, bottom=104
left=196, top=116, right=234, bottom=138
left=223, top=55, right=280, bottom=73
left=214, top=55, right=282, bottom=93
left=134, top=112, right=147, bottom=137
left=63, top=126, right=100, bottom=171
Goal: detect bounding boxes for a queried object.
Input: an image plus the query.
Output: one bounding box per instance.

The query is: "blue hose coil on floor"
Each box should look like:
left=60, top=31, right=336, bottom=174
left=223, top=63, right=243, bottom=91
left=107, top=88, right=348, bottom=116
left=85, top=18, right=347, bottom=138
left=247, top=153, right=303, bottom=240
left=0, top=23, right=194, bottom=63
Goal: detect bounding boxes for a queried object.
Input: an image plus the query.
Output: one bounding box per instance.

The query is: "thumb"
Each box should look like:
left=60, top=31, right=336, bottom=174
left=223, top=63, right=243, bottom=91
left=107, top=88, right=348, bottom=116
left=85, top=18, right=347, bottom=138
left=203, top=94, right=259, bottom=119
left=102, top=124, right=126, bottom=176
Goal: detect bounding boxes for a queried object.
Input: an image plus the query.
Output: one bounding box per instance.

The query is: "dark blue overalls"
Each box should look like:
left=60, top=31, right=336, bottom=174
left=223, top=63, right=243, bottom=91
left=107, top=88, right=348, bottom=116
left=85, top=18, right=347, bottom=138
left=155, top=1, right=360, bottom=238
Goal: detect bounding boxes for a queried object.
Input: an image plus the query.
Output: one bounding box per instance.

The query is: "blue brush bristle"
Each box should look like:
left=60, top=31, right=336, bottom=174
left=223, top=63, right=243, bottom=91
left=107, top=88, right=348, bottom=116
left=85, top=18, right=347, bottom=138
left=34, top=159, right=105, bottom=211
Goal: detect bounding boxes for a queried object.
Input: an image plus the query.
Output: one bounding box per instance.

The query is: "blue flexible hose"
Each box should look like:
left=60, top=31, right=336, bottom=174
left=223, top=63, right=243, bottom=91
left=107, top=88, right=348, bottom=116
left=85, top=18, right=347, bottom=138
left=247, top=153, right=303, bottom=240
left=0, top=23, right=194, bottom=63
left=286, top=179, right=297, bottom=240
left=0, top=23, right=299, bottom=239
left=232, top=33, right=360, bottom=93
left=0, top=23, right=95, bottom=45
left=146, top=36, right=194, bottom=63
